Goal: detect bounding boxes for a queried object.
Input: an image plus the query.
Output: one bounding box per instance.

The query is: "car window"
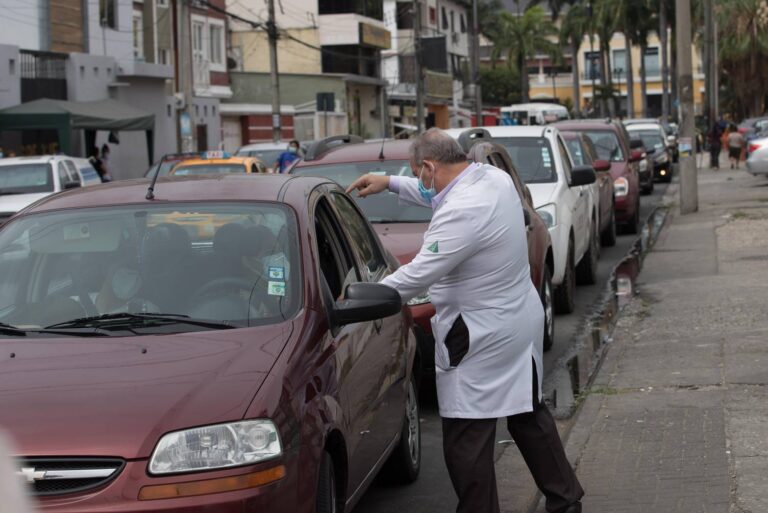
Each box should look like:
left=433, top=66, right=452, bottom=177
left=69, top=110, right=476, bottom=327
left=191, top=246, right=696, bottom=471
left=314, top=198, right=358, bottom=300
left=492, top=137, right=557, bottom=183
left=330, top=192, right=387, bottom=281
left=293, top=160, right=432, bottom=223
left=557, top=138, right=573, bottom=184
left=582, top=131, right=625, bottom=162
left=564, top=138, right=587, bottom=166
left=57, top=162, right=72, bottom=188
left=629, top=130, right=665, bottom=152
left=0, top=203, right=300, bottom=332
left=64, top=160, right=82, bottom=184
left=0, top=163, right=55, bottom=194
left=581, top=136, right=600, bottom=163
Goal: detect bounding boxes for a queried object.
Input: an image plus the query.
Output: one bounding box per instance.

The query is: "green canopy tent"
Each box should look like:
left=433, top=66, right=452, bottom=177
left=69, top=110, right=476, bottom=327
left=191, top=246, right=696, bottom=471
left=0, top=98, right=155, bottom=163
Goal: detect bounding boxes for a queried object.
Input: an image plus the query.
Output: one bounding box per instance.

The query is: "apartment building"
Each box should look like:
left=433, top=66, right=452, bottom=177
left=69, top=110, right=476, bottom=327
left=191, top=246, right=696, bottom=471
left=225, top=0, right=390, bottom=149
left=382, top=0, right=472, bottom=133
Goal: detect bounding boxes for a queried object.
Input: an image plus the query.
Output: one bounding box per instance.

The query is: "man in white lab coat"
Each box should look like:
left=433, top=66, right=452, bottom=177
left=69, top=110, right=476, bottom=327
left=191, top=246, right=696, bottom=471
left=347, top=129, right=583, bottom=513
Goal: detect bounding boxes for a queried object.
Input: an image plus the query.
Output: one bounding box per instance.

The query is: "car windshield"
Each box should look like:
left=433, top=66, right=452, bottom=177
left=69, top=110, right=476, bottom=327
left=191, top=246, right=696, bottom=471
left=563, top=138, right=588, bottom=166
left=172, top=164, right=247, bottom=176
left=292, top=160, right=433, bottom=223
left=630, top=130, right=665, bottom=151
left=0, top=163, right=54, bottom=194
left=493, top=137, right=557, bottom=183
left=238, top=149, right=284, bottom=166
left=0, top=203, right=300, bottom=335
left=581, top=131, right=625, bottom=162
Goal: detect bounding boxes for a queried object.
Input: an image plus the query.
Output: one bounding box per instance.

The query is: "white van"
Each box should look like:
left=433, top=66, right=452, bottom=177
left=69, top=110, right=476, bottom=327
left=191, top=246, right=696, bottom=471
left=0, top=155, right=101, bottom=225
left=501, top=103, right=570, bottom=126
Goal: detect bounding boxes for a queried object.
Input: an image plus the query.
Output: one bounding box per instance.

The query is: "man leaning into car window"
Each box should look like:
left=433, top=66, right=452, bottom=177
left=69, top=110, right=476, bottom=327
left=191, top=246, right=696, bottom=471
left=347, top=129, right=583, bottom=513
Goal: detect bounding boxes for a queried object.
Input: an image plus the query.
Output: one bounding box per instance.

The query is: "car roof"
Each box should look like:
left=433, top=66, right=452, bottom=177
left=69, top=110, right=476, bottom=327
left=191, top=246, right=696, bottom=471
left=173, top=156, right=260, bottom=166
left=20, top=175, right=331, bottom=215
left=238, top=142, right=288, bottom=151
left=623, top=118, right=660, bottom=125
left=443, top=126, right=548, bottom=139
left=294, top=140, right=412, bottom=167
left=553, top=120, right=619, bottom=131
left=0, top=155, right=62, bottom=165
left=625, top=123, right=662, bottom=131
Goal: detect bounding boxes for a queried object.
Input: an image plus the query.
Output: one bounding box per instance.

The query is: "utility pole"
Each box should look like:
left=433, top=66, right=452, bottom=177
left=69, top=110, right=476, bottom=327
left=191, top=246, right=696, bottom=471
left=660, top=0, right=670, bottom=121
left=472, top=0, right=482, bottom=127
left=676, top=0, right=698, bottom=214
left=704, top=0, right=714, bottom=133
left=267, top=0, right=282, bottom=142
left=414, top=0, right=425, bottom=133
left=178, top=0, right=195, bottom=152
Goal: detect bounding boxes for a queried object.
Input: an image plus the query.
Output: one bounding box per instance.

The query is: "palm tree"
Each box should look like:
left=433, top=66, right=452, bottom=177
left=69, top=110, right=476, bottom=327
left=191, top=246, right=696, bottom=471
left=489, top=6, right=558, bottom=102
left=559, top=3, right=591, bottom=116
left=592, top=0, right=620, bottom=116
left=716, top=0, right=768, bottom=117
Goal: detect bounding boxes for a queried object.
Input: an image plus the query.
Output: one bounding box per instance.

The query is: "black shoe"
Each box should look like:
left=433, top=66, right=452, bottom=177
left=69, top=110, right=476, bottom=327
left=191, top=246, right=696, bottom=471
left=560, top=503, right=582, bottom=513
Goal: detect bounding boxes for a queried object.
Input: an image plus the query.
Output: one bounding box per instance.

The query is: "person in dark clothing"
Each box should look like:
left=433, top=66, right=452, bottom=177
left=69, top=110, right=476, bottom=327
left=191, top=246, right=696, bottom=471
left=88, top=147, right=109, bottom=182
left=707, top=124, right=722, bottom=169
left=273, top=140, right=301, bottom=174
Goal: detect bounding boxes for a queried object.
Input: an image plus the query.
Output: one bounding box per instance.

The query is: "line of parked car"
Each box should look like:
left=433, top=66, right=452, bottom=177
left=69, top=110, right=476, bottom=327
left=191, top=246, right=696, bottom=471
left=0, top=118, right=675, bottom=513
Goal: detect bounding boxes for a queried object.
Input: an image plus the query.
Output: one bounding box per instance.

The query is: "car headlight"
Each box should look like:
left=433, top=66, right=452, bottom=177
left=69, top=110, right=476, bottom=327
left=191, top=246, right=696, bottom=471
left=614, top=177, right=629, bottom=197
left=407, top=292, right=431, bottom=306
left=656, top=153, right=669, bottom=164
left=535, top=203, right=557, bottom=228
left=148, top=420, right=282, bottom=475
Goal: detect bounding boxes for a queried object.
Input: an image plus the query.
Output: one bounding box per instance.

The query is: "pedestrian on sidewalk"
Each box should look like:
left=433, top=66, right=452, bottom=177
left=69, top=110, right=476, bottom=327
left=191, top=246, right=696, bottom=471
left=707, top=123, right=722, bottom=169
left=727, top=124, right=744, bottom=169
left=347, top=129, right=583, bottom=513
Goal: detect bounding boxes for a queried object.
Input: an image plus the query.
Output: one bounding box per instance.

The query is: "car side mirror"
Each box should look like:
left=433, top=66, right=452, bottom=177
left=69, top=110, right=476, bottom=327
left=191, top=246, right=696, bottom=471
left=592, top=159, right=611, bottom=172
left=64, top=181, right=82, bottom=190
left=570, top=165, right=596, bottom=187
left=333, top=282, right=401, bottom=326
left=629, top=150, right=644, bottom=162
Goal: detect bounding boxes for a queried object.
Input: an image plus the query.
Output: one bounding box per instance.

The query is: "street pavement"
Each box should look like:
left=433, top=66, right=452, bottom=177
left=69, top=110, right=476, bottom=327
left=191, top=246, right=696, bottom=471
left=528, top=161, right=768, bottom=513
left=356, top=182, right=671, bottom=513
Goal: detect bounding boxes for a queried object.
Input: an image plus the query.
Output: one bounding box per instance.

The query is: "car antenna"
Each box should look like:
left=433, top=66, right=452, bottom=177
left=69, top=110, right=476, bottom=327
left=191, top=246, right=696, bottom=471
left=146, top=155, right=166, bottom=200
left=378, top=136, right=386, bottom=161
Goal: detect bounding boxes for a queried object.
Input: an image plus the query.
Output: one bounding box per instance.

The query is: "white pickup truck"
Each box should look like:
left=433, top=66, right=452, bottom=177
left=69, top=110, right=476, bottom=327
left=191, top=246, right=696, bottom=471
left=446, top=126, right=600, bottom=314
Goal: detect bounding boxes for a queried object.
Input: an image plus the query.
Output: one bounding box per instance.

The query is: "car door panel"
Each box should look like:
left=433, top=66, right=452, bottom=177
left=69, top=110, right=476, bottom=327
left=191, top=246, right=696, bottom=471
left=556, top=137, right=587, bottom=258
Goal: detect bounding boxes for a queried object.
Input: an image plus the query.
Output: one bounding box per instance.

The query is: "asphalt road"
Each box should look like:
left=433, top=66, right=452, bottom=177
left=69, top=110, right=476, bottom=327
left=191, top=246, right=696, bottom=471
left=354, top=181, right=671, bottom=513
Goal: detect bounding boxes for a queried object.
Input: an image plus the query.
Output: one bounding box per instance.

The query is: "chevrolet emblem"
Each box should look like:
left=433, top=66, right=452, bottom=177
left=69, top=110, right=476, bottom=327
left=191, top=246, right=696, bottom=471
left=17, top=467, right=47, bottom=483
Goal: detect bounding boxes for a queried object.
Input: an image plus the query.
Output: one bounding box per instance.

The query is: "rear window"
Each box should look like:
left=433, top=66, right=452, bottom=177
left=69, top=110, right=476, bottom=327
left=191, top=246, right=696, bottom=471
left=564, top=138, right=587, bottom=166
left=581, top=131, right=625, bottom=162
left=629, top=130, right=665, bottom=152
left=492, top=137, right=557, bottom=183
left=172, top=164, right=247, bottom=176
left=0, top=163, right=54, bottom=194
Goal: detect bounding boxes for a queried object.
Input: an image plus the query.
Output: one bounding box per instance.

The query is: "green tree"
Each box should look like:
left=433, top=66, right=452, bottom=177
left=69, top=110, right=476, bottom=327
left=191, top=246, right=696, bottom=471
left=479, top=66, right=523, bottom=105
left=559, top=2, right=591, bottom=116
left=488, top=6, right=557, bottom=102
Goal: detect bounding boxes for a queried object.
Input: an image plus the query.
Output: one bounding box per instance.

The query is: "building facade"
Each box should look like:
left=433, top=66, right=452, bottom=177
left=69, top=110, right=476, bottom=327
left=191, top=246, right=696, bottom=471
left=225, top=0, right=390, bottom=149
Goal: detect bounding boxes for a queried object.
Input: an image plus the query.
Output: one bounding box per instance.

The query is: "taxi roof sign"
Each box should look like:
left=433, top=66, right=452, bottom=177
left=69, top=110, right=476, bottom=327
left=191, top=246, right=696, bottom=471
left=203, top=150, right=229, bottom=159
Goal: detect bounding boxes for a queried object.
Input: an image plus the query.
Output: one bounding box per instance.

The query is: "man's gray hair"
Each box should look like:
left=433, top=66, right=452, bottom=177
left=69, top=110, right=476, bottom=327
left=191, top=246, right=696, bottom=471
left=409, top=128, right=467, bottom=166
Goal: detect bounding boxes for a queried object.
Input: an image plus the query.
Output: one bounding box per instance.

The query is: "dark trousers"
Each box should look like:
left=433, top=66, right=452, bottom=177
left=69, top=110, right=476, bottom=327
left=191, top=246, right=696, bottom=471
left=442, top=361, right=584, bottom=513
left=710, top=145, right=721, bottom=168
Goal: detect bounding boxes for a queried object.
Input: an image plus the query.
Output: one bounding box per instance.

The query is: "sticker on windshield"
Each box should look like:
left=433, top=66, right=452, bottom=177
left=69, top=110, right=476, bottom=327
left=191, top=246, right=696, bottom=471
left=541, top=148, right=552, bottom=167
left=268, top=266, right=285, bottom=280
left=63, top=223, right=91, bottom=240
left=268, top=281, right=286, bottom=296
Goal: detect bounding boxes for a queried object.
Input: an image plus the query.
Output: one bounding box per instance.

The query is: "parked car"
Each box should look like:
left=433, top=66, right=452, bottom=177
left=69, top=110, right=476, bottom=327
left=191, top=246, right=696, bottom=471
left=0, top=155, right=101, bottom=225
left=625, top=122, right=673, bottom=183
left=737, top=116, right=768, bottom=140
left=560, top=131, right=617, bottom=247
left=746, top=135, right=768, bottom=176
left=291, top=133, right=556, bottom=356
left=169, top=152, right=267, bottom=176
left=144, top=152, right=205, bottom=178
left=445, top=126, right=598, bottom=315
left=628, top=137, right=655, bottom=194
left=237, top=142, right=302, bottom=173
left=0, top=174, right=419, bottom=512
left=554, top=120, right=643, bottom=235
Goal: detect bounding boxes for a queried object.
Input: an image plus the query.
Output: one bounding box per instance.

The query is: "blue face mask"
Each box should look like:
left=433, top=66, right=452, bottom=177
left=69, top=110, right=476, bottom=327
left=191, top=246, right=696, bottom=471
left=288, top=146, right=298, bottom=154
left=417, top=164, right=437, bottom=204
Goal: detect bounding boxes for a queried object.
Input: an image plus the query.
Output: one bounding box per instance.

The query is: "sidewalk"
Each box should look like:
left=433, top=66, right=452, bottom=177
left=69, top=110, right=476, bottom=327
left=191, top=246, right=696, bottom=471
left=533, top=164, right=768, bottom=513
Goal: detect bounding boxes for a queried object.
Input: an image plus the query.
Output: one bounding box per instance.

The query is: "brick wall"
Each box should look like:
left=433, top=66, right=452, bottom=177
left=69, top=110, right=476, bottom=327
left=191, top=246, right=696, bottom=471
left=241, top=114, right=295, bottom=143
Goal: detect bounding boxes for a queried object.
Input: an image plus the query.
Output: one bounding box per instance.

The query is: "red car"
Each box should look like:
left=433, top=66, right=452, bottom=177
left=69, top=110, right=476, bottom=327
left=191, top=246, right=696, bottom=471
left=0, top=174, right=419, bottom=511
left=554, top=120, right=643, bottom=234
left=291, top=134, right=555, bottom=356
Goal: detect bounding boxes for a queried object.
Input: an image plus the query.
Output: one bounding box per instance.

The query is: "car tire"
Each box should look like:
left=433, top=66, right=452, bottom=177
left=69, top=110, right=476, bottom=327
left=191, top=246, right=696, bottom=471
left=382, top=374, right=421, bottom=484
left=554, top=242, right=575, bottom=314
left=541, top=265, right=555, bottom=352
left=576, top=223, right=599, bottom=285
left=601, top=202, right=617, bottom=247
left=316, top=451, right=338, bottom=513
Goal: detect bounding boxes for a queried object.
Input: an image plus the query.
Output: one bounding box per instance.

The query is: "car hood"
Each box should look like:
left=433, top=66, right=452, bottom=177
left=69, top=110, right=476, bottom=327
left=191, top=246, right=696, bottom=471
left=0, top=322, right=293, bottom=459
left=0, top=192, right=51, bottom=214
left=373, top=222, right=429, bottom=264
left=526, top=183, right=558, bottom=209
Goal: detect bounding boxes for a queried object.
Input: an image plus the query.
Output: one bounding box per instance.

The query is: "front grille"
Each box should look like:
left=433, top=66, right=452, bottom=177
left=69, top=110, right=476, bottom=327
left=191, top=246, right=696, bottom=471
left=16, top=458, right=125, bottom=496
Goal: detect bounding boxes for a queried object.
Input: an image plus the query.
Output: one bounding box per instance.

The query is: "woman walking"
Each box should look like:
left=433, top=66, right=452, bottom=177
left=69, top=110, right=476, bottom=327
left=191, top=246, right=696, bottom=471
left=727, top=124, right=745, bottom=170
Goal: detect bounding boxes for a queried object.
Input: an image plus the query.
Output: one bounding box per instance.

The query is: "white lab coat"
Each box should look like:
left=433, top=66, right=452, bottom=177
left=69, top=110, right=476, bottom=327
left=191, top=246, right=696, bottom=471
left=381, top=164, right=544, bottom=419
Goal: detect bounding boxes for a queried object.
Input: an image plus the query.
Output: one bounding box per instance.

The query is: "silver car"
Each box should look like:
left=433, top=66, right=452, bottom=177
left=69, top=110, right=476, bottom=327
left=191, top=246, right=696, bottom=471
left=746, top=136, right=768, bottom=176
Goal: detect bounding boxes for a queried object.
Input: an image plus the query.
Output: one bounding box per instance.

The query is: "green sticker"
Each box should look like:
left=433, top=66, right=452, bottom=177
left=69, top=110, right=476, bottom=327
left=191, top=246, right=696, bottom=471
left=268, top=281, right=286, bottom=296
left=427, top=241, right=439, bottom=253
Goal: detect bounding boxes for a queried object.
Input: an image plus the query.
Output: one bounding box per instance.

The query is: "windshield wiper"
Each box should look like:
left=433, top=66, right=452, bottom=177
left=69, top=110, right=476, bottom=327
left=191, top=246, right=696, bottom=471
left=45, top=313, right=235, bottom=331
left=0, top=322, right=26, bottom=336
